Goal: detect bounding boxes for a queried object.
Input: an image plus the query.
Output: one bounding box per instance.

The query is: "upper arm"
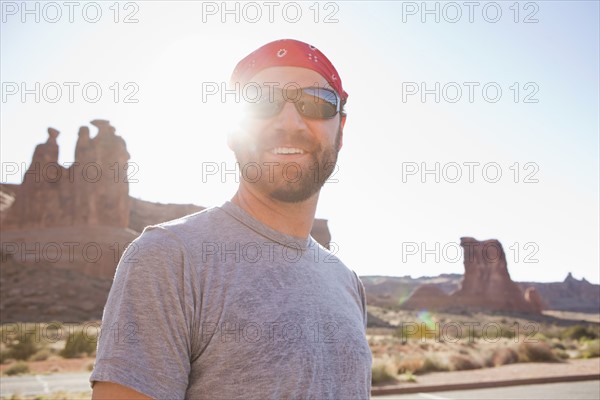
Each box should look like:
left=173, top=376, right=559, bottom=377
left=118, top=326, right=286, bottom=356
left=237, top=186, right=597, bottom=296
left=89, top=227, right=197, bottom=398
left=92, top=381, right=152, bottom=399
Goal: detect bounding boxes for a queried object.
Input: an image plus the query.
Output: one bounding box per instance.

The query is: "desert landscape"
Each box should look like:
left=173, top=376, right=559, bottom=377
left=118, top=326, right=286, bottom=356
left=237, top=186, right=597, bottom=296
left=1, top=123, right=598, bottom=399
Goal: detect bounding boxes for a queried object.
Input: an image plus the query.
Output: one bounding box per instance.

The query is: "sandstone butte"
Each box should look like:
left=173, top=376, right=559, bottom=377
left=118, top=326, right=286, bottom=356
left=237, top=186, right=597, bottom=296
left=401, top=237, right=544, bottom=314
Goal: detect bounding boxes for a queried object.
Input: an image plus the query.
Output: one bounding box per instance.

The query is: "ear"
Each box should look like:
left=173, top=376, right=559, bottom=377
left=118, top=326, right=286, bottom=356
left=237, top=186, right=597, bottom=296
left=337, top=115, right=346, bottom=151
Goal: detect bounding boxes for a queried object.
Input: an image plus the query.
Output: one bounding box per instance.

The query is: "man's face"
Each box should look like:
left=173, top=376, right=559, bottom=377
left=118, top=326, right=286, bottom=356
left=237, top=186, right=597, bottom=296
left=229, top=67, right=345, bottom=203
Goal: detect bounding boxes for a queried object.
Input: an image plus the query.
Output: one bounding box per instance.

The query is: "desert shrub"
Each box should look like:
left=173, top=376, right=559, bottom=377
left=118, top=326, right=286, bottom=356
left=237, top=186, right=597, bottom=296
left=541, top=324, right=563, bottom=339
left=415, top=355, right=449, bottom=374
left=481, top=323, right=522, bottom=341
left=4, top=361, right=30, bottom=376
left=581, top=340, right=600, bottom=358
left=469, top=328, right=482, bottom=339
left=395, top=323, right=439, bottom=341
left=518, top=342, right=560, bottom=362
left=481, top=350, right=494, bottom=368
left=496, top=324, right=518, bottom=339
left=30, top=348, right=53, bottom=361
left=449, top=354, right=481, bottom=371
left=566, top=341, right=579, bottom=350
left=551, top=341, right=566, bottom=350
left=402, top=371, right=417, bottom=383
left=7, top=334, right=38, bottom=361
left=491, top=347, right=519, bottom=366
left=371, top=361, right=396, bottom=385
left=396, top=354, right=424, bottom=374
left=563, top=325, right=598, bottom=341
left=0, top=349, right=13, bottom=364
left=60, top=331, right=97, bottom=358
left=554, top=349, right=570, bottom=360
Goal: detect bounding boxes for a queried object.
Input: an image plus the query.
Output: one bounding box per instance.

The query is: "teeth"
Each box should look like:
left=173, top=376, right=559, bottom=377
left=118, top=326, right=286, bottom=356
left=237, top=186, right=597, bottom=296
left=272, top=147, right=305, bottom=155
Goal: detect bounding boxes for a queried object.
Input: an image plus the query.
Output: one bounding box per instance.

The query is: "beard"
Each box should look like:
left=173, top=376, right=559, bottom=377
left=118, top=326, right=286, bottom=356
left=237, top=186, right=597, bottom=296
left=233, top=128, right=341, bottom=203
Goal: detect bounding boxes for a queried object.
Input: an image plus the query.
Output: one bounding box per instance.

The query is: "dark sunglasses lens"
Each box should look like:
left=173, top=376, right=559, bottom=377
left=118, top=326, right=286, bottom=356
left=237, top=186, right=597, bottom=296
left=245, top=87, right=339, bottom=119
left=297, top=88, right=339, bottom=119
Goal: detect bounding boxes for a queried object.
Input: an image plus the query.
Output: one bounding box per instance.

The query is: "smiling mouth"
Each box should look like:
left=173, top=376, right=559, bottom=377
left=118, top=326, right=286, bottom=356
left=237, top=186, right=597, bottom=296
left=270, top=147, right=306, bottom=155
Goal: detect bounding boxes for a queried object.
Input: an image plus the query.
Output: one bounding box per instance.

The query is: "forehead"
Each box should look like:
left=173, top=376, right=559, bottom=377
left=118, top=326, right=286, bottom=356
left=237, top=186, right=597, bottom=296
left=248, top=66, right=328, bottom=88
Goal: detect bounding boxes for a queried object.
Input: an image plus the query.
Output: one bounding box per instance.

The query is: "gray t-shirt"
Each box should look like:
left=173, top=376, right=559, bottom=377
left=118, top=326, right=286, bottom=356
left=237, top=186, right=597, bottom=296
left=90, top=201, right=372, bottom=399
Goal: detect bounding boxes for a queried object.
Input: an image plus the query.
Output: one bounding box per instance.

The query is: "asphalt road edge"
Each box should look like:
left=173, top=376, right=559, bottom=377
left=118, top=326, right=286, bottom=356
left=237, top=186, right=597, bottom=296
left=371, top=373, right=600, bottom=396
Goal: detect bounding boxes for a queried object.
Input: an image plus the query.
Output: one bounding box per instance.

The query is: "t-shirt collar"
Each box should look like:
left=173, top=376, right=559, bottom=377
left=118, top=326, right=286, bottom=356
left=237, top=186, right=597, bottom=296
left=219, top=201, right=313, bottom=250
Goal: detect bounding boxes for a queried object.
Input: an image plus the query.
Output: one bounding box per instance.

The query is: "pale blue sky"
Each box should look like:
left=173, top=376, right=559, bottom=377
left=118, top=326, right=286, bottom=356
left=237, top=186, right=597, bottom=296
left=1, top=1, right=598, bottom=283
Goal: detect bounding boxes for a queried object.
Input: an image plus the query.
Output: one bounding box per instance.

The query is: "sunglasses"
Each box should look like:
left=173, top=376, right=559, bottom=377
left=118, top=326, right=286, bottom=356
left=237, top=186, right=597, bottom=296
left=244, top=86, right=341, bottom=119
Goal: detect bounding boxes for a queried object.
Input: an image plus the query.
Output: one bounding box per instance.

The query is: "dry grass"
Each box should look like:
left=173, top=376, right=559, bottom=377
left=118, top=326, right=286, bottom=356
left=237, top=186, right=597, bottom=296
left=3, top=361, right=29, bottom=376
left=371, top=358, right=398, bottom=385
left=367, top=306, right=599, bottom=384
left=517, top=342, right=561, bottom=362
left=1, top=322, right=99, bottom=376
left=448, top=354, right=481, bottom=371
left=29, top=348, right=53, bottom=362
left=396, top=354, right=425, bottom=374
left=416, top=355, right=449, bottom=374
left=490, top=347, right=519, bottom=366
left=582, top=340, right=600, bottom=358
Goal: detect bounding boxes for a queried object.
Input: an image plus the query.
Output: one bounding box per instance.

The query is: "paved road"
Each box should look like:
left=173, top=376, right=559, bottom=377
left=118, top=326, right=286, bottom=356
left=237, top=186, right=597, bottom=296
left=373, top=380, right=600, bottom=399
left=2, top=374, right=598, bottom=399
left=0, top=372, right=91, bottom=397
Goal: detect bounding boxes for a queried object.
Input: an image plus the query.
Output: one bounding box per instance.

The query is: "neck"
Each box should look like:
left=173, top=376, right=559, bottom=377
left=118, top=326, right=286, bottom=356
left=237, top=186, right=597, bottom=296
left=231, top=185, right=318, bottom=239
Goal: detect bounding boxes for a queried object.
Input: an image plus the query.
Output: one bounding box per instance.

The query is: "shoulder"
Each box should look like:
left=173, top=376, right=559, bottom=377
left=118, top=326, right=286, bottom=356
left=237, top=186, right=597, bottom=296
left=135, top=205, right=232, bottom=250
left=152, top=205, right=227, bottom=232
left=115, top=207, right=230, bottom=278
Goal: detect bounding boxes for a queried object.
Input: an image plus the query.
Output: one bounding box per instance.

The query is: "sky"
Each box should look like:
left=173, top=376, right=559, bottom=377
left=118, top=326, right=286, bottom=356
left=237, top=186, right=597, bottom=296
left=1, top=1, right=599, bottom=283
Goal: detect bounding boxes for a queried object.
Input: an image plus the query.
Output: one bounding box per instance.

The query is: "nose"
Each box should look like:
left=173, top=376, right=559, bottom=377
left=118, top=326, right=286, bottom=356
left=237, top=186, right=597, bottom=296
left=272, top=100, right=309, bottom=131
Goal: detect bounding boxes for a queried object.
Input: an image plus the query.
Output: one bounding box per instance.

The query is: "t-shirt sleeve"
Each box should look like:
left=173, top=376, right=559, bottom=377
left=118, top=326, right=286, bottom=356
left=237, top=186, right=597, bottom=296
left=90, top=226, right=197, bottom=399
left=352, top=271, right=368, bottom=331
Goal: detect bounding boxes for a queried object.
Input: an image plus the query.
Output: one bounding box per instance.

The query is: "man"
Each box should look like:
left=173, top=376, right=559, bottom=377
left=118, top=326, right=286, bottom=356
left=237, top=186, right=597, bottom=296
left=91, top=39, right=372, bottom=399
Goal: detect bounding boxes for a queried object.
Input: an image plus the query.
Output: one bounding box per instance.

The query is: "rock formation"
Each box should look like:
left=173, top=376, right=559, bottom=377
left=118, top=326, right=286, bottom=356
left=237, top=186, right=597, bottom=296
left=401, top=284, right=450, bottom=310
left=3, top=121, right=130, bottom=230
left=524, top=287, right=544, bottom=313
left=1, top=121, right=132, bottom=279
left=401, top=237, right=542, bottom=314
left=361, top=274, right=461, bottom=308
left=362, top=274, right=599, bottom=314
left=519, top=273, right=600, bottom=313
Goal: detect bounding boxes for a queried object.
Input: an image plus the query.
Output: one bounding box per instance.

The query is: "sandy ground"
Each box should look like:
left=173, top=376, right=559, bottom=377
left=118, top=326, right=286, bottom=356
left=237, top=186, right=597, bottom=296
left=0, top=357, right=94, bottom=375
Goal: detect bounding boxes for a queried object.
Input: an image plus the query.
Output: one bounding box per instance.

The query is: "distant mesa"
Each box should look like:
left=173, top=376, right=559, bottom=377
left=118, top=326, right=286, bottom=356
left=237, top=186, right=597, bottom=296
left=401, top=237, right=543, bottom=314
left=400, top=284, right=448, bottom=310
left=362, top=273, right=599, bottom=316
left=520, top=272, right=599, bottom=313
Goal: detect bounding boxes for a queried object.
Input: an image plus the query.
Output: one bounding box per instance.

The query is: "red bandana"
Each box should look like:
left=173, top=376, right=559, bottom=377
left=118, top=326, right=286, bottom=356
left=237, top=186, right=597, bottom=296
left=230, top=39, right=348, bottom=102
